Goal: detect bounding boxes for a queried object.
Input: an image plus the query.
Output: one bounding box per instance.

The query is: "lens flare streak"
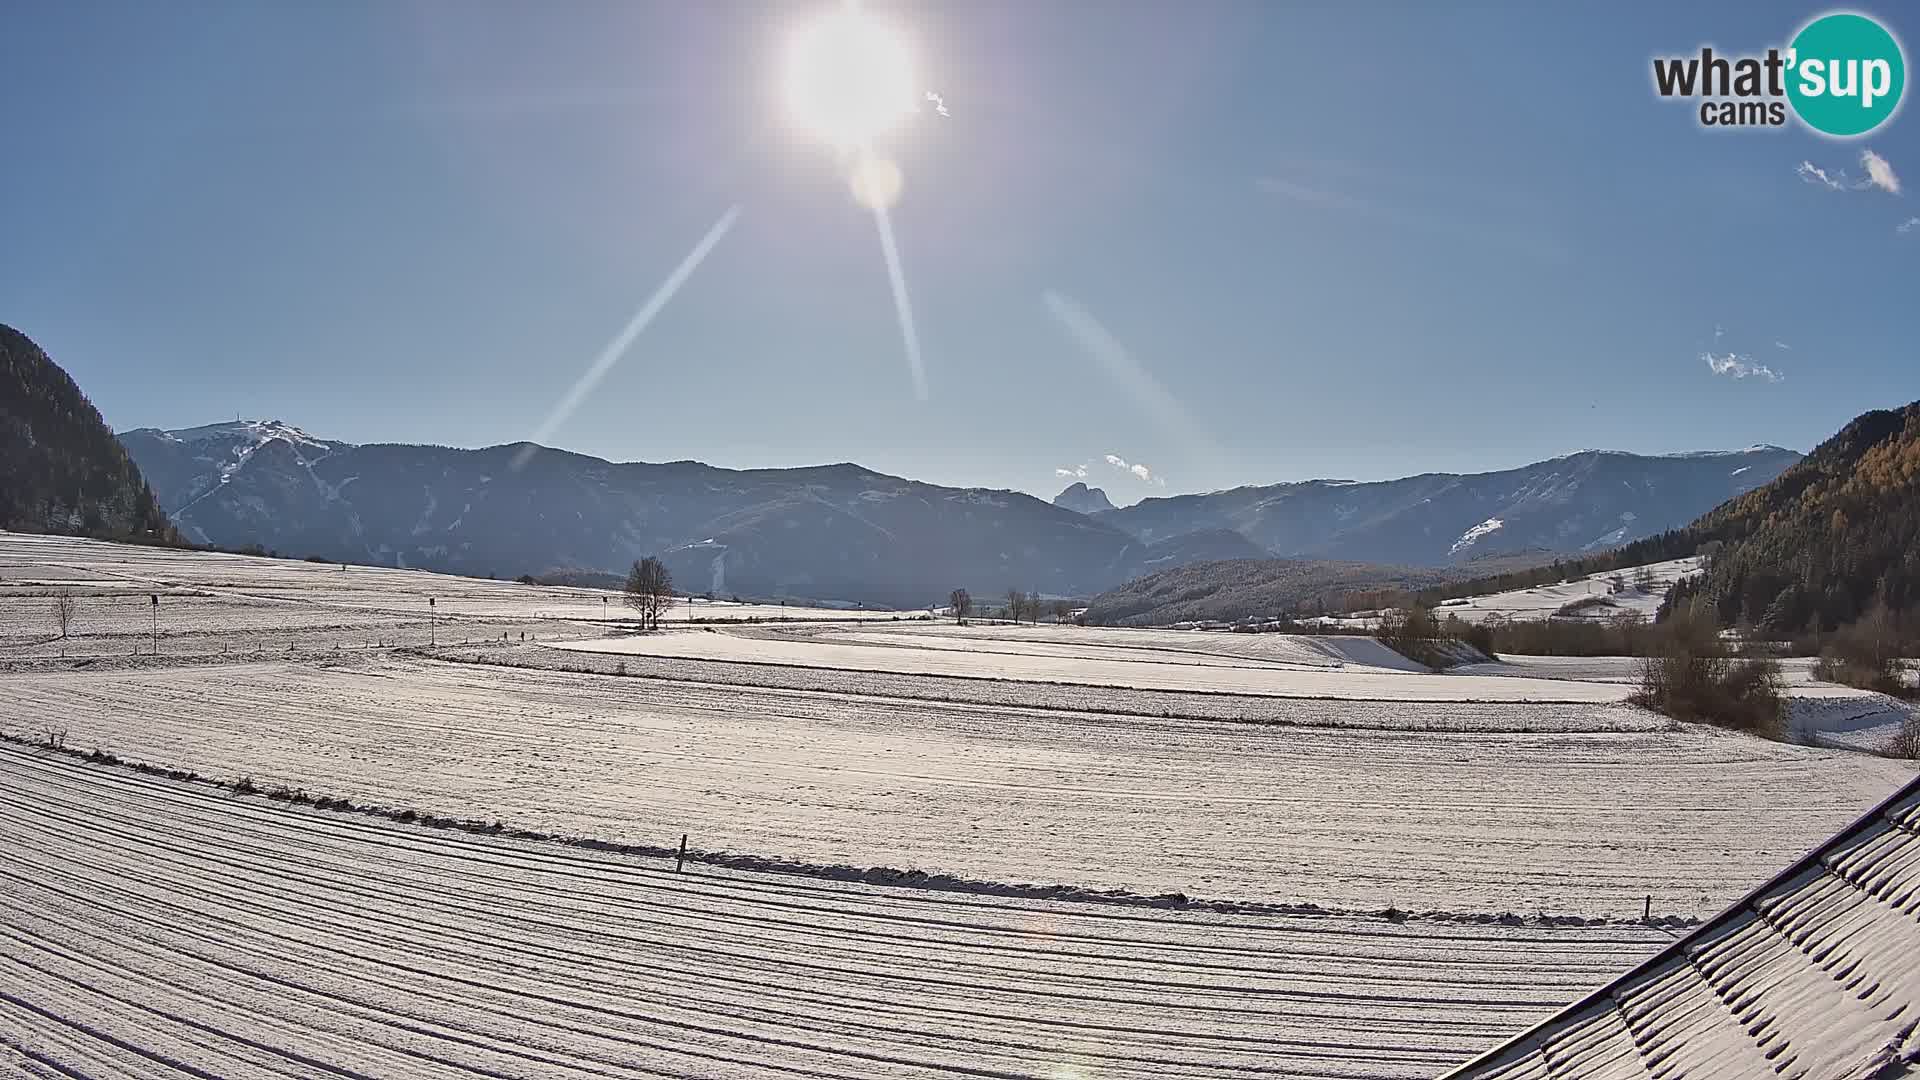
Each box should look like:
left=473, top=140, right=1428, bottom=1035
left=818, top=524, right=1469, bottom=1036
left=871, top=200, right=928, bottom=400
left=513, top=205, right=743, bottom=470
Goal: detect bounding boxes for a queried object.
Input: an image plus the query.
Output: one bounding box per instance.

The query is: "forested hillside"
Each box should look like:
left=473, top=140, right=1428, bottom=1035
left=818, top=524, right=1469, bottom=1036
left=0, top=324, right=175, bottom=541
left=1682, top=401, right=1920, bottom=633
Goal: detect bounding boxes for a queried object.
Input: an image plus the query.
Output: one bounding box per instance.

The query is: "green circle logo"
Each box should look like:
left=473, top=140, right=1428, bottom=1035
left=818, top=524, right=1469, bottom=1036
left=1787, top=12, right=1906, bottom=137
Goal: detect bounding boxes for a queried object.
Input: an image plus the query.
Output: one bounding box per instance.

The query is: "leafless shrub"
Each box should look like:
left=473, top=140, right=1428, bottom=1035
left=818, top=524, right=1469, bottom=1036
left=1812, top=606, right=1914, bottom=697
left=1631, top=602, right=1786, bottom=738
left=1885, top=710, right=1920, bottom=760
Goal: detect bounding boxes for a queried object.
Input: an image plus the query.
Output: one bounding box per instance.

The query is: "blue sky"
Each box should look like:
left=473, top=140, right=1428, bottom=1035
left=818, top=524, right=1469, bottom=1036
left=3, top=1, right=1915, bottom=503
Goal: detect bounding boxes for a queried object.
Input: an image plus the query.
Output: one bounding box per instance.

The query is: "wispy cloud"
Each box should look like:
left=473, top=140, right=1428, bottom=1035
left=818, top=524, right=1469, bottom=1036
left=1053, top=464, right=1089, bottom=479
left=1861, top=149, right=1901, bottom=195
left=1101, top=453, right=1165, bottom=487
left=1898, top=217, right=1920, bottom=234
left=1254, top=176, right=1372, bottom=213
left=1798, top=150, right=1902, bottom=195
left=1797, top=160, right=1848, bottom=190
left=923, top=91, right=949, bottom=118
left=1773, top=340, right=1792, bottom=351
left=1703, top=351, right=1785, bottom=383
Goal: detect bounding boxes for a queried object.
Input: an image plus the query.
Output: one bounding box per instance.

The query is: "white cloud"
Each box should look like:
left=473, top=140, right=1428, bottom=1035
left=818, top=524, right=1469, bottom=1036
left=1773, top=340, right=1791, bottom=350
left=1100, top=454, right=1165, bottom=487
left=1798, top=160, right=1848, bottom=190
left=1798, top=151, right=1901, bottom=195
left=923, top=91, right=950, bottom=118
left=1898, top=217, right=1920, bottom=234
left=1703, top=351, right=1785, bottom=383
left=1054, top=464, right=1089, bottom=479
left=1860, top=149, right=1900, bottom=195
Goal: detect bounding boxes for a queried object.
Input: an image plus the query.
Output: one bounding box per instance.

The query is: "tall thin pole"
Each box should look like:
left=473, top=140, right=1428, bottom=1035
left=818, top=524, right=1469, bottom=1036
left=429, top=596, right=436, bottom=647
left=150, top=593, right=158, bottom=655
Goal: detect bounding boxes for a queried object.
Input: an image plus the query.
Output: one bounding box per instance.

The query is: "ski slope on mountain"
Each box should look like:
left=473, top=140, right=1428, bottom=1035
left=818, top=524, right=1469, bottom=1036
left=1428, top=558, right=1703, bottom=624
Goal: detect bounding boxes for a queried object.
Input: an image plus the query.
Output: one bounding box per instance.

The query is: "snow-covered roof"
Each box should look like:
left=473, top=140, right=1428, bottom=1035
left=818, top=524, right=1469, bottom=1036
left=1440, top=773, right=1920, bottom=1079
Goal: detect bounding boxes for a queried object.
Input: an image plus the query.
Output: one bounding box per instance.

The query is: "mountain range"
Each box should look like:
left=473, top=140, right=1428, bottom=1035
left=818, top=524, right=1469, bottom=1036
left=1091, top=445, right=1801, bottom=565
left=116, top=421, right=1265, bottom=607
left=116, top=419, right=1800, bottom=607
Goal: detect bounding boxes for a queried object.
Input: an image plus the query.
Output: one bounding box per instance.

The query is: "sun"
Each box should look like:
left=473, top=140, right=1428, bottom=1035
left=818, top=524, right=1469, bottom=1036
left=784, top=7, right=917, bottom=148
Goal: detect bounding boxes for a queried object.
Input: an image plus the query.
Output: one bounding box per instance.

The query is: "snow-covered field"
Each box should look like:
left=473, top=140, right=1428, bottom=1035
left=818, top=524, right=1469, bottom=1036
left=0, top=532, right=925, bottom=659
left=1787, top=688, right=1919, bottom=754
left=554, top=624, right=1633, bottom=702
left=0, top=744, right=1676, bottom=1080
left=3, top=652, right=1908, bottom=916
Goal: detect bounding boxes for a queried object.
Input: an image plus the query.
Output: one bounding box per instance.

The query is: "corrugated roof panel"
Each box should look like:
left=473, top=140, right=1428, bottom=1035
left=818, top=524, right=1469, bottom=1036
left=1539, top=1004, right=1649, bottom=1079
left=1440, top=774, right=1920, bottom=1080
left=1616, top=962, right=1775, bottom=1078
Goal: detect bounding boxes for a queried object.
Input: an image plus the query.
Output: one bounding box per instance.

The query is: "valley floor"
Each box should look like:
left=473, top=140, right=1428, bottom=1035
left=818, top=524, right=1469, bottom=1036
left=2, top=533, right=1914, bottom=1078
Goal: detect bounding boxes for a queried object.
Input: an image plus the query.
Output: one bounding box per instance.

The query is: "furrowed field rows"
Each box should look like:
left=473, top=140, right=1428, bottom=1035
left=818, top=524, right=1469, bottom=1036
left=0, top=745, right=1672, bottom=1079
left=2, top=656, right=1908, bottom=915
left=439, top=644, right=1671, bottom=732
left=551, top=628, right=1632, bottom=703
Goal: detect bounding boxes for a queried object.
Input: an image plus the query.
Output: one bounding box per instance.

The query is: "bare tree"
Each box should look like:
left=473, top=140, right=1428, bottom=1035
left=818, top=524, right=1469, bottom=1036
left=948, top=588, right=972, bottom=623
left=51, top=590, right=75, bottom=639
left=1006, top=588, right=1029, bottom=625
left=625, top=556, right=674, bottom=631
left=1051, top=599, right=1075, bottom=624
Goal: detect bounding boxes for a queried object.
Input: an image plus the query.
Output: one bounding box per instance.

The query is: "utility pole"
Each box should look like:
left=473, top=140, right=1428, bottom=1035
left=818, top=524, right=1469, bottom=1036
left=603, top=595, right=608, bottom=623
left=149, top=593, right=159, bottom=654
left=428, top=596, right=436, bottom=647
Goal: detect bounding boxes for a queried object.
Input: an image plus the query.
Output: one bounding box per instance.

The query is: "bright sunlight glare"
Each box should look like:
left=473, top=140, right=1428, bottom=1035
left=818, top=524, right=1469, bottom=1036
left=784, top=7, right=917, bottom=148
